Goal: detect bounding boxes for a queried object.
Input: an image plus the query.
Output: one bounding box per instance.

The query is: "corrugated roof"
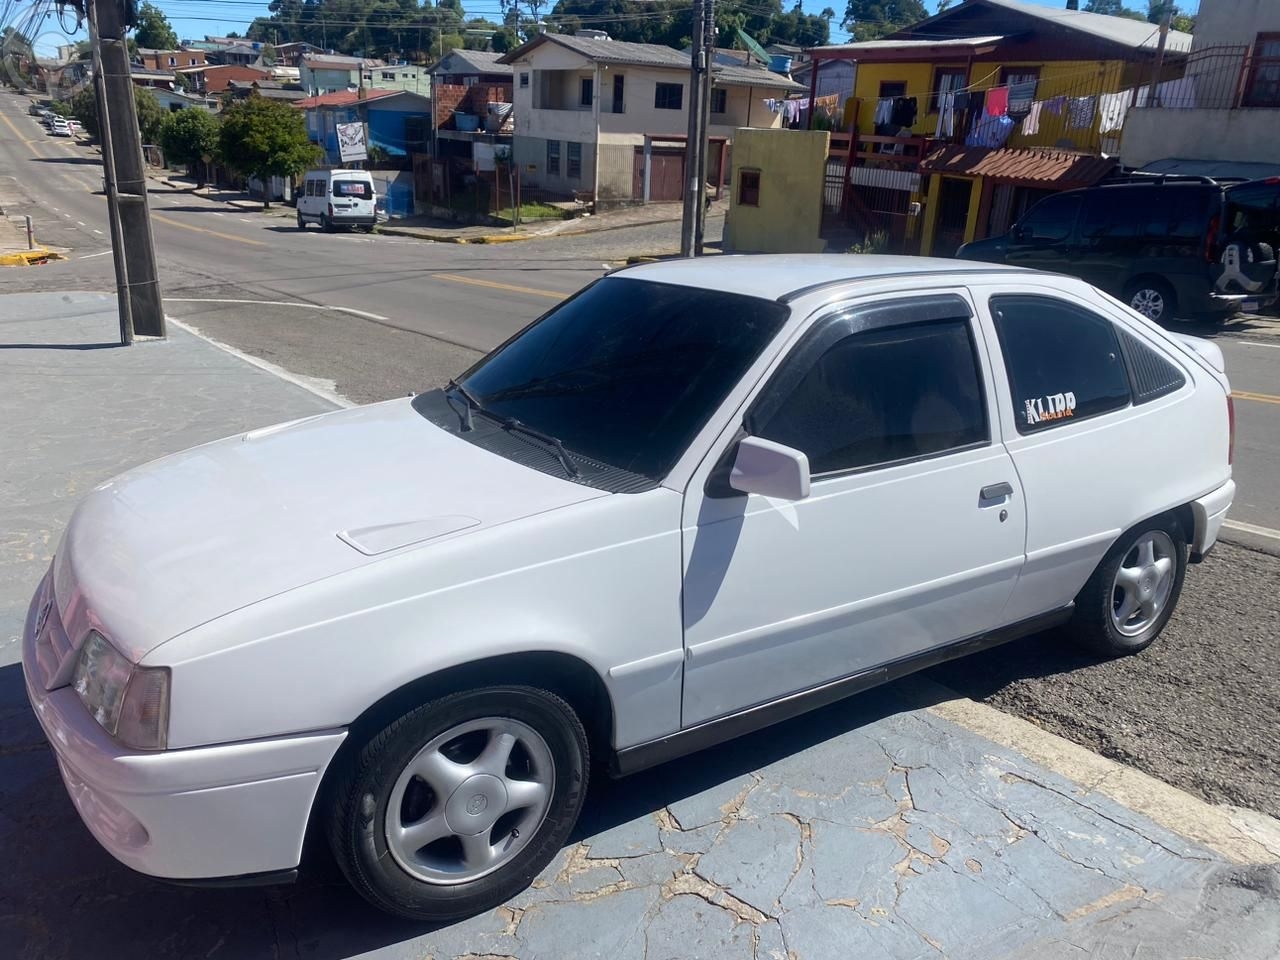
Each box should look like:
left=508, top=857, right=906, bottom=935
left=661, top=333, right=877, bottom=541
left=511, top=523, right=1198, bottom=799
left=293, top=88, right=402, bottom=109
left=714, top=63, right=806, bottom=91
left=920, top=145, right=1117, bottom=187
left=431, top=48, right=513, bottom=76
left=975, top=0, right=1192, bottom=53
left=815, top=35, right=1004, bottom=53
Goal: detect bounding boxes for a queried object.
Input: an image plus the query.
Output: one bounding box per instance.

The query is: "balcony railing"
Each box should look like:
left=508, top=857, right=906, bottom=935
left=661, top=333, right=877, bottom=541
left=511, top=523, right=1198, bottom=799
left=1138, top=43, right=1280, bottom=110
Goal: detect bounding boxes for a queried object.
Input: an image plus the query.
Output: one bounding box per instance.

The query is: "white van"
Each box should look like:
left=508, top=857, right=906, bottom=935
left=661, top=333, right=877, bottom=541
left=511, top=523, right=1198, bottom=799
left=296, top=169, right=377, bottom=232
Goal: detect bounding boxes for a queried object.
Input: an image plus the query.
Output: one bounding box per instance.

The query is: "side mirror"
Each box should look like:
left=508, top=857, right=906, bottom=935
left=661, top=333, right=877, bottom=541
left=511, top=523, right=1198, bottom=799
left=1011, top=224, right=1028, bottom=243
left=729, top=436, right=811, bottom=501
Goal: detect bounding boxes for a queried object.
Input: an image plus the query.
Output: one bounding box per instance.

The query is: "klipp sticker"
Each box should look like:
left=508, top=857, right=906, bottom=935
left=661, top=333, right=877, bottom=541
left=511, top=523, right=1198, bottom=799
left=1024, top=392, right=1076, bottom=426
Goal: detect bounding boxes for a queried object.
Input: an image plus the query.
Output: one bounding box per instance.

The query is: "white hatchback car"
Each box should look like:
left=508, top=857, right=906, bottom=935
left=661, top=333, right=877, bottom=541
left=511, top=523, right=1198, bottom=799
left=24, top=256, right=1235, bottom=921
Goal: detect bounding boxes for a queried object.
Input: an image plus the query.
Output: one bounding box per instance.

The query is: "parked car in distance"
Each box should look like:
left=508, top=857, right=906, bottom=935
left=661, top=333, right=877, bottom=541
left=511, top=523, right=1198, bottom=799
left=49, top=117, right=71, bottom=137
left=296, top=168, right=377, bottom=232
left=66, top=119, right=81, bottom=135
left=23, top=257, right=1236, bottom=923
left=958, top=175, right=1280, bottom=322
left=28, top=102, right=47, bottom=116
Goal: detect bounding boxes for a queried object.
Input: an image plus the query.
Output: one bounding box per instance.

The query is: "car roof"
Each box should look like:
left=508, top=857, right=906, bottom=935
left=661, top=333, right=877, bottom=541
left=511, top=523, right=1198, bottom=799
left=617, top=254, right=1025, bottom=302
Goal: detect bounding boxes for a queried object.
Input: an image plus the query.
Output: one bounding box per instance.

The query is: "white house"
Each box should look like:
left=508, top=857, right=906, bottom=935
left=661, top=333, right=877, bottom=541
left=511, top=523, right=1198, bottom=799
left=1121, top=0, right=1280, bottom=176
left=500, top=32, right=803, bottom=206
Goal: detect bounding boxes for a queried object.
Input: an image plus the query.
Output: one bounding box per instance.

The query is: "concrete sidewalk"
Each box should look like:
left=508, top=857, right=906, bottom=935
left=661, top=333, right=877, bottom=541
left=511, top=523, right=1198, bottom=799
left=2, top=292, right=1278, bottom=959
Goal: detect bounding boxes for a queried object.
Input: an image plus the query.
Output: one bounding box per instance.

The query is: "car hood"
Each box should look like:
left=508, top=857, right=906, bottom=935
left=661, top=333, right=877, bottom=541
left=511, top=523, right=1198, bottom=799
left=54, top=399, right=606, bottom=660
left=955, top=235, right=1008, bottom=263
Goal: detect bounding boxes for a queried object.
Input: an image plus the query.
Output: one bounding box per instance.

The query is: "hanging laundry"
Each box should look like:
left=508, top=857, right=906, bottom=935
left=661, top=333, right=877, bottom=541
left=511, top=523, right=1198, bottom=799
left=1045, top=95, right=1067, bottom=116
left=935, top=91, right=956, bottom=139
left=890, top=96, right=918, bottom=129
left=874, top=98, right=894, bottom=125
left=763, top=98, right=781, bottom=114
left=985, top=86, right=1010, bottom=117
left=1021, top=100, right=1044, bottom=136
left=1067, top=96, right=1096, bottom=129
left=1135, top=76, right=1197, bottom=109
left=1097, top=90, right=1132, bottom=133
left=966, top=113, right=1015, bottom=149
left=1007, top=80, right=1037, bottom=118
left=783, top=99, right=800, bottom=124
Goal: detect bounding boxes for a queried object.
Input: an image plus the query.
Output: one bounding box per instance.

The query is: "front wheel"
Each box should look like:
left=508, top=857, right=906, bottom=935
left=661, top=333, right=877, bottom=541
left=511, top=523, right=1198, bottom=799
left=1068, top=518, right=1187, bottom=657
left=296, top=211, right=306, bottom=230
left=326, top=685, right=589, bottom=921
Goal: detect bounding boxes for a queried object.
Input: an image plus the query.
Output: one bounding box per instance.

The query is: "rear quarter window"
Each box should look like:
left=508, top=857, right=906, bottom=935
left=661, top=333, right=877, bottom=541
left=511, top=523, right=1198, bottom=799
left=991, top=295, right=1132, bottom=433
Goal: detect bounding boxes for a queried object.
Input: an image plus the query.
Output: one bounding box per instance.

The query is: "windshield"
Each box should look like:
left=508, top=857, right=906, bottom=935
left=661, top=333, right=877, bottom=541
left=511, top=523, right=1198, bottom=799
left=459, top=277, right=790, bottom=481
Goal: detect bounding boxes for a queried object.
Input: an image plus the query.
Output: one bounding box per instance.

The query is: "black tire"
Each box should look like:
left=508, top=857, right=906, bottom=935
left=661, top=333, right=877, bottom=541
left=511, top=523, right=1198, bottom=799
left=1068, top=515, right=1188, bottom=657
left=326, top=685, right=589, bottom=922
left=296, top=211, right=306, bottom=230
left=321, top=215, right=334, bottom=233
left=1123, top=277, right=1178, bottom=323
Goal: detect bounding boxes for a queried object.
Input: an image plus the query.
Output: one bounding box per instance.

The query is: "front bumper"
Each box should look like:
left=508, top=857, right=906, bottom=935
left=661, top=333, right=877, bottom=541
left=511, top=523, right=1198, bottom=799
left=22, top=572, right=346, bottom=881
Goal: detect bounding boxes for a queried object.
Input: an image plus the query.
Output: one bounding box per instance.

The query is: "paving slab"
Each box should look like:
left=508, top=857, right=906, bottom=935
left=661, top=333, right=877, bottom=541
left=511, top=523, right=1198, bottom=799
left=1, top=291, right=1278, bottom=959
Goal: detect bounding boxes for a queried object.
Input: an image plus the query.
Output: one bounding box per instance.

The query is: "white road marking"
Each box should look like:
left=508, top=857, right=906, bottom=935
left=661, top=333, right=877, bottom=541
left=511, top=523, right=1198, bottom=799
left=165, top=316, right=352, bottom=409
left=1223, top=519, right=1280, bottom=542
left=93, top=228, right=103, bottom=234
left=163, top=297, right=389, bottom=323
left=76, top=221, right=85, bottom=226
left=1238, top=340, right=1280, bottom=350
left=239, top=218, right=254, bottom=222
left=210, top=212, right=224, bottom=217
left=78, top=250, right=111, bottom=259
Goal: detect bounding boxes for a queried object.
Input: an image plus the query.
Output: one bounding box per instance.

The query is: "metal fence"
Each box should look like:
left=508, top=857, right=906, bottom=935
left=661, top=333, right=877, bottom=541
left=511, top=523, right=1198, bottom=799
left=1140, top=43, right=1280, bottom=110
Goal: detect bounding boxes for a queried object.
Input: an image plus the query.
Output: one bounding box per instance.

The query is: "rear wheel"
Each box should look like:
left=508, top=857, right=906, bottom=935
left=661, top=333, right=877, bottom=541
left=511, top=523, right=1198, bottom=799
left=326, top=685, right=589, bottom=922
left=1124, top=278, right=1177, bottom=323
left=321, top=215, right=334, bottom=233
left=1068, top=517, right=1187, bottom=657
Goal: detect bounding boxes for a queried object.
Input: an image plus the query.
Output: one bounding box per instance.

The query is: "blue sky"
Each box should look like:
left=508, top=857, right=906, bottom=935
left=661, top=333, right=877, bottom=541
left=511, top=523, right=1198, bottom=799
left=23, top=0, right=1199, bottom=56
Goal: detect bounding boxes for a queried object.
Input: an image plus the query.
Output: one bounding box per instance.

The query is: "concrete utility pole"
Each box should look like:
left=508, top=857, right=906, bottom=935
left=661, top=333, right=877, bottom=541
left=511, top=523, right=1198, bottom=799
left=694, top=0, right=715, bottom=255
left=680, top=0, right=705, bottom=258
left=86, top=0, right=165, bottom=340
left=1146, top=1, right=1174, bottom=109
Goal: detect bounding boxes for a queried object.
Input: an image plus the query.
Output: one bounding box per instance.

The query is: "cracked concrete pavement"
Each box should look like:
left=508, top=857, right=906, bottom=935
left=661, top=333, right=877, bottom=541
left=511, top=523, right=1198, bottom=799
left=2, top=294, right=1279, bottom=960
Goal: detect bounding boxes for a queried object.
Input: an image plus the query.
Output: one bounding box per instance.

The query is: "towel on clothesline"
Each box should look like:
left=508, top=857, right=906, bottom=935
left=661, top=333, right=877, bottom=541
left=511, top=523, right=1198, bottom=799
left=1007, top=80, right=1036, bottom=119
left=1021, top=100, right=1044, bottom=136
left=1098, top=90, right=1133, bottom=133
left=1045, top=95, right=1066, bottom=116
left=985, top=86, right=1010, bottom=117
left=967, top=112, right=1014, bottom=149
left=1067, top=96, right=1096, bottom=130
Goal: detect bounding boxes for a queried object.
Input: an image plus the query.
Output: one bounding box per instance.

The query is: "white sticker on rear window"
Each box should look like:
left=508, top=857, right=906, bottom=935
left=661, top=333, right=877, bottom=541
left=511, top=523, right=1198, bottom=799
left=1024, top=391, right=1076, bottom=426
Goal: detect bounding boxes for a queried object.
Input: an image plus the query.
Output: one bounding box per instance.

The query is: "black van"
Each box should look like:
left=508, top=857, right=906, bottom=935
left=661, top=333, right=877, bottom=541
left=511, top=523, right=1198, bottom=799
left=957, top=176, right=1280, bottom=322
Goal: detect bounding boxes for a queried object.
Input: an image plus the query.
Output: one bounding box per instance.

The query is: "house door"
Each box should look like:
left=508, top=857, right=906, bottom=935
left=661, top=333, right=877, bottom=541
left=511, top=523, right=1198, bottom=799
left=934, top=177, right=973, bottom=257
left=634, top=147, right=685, bottom=202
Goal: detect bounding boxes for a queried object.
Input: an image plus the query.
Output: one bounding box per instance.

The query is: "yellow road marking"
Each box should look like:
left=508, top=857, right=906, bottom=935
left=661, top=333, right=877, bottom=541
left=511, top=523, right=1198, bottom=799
left=60, top=172, right=95, bottom=194
left=0, top=111, right=40, bottom=157
left=1233, top=390, right=1280, bottom=406
left=152, top=212, right=267, bottom=247
left=432, top=272, right=565, bottom=300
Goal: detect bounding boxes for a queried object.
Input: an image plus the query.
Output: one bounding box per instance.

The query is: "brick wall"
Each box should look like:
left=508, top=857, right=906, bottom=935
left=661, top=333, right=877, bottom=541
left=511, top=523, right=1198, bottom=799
left=433, top=82, right=513, bottom=128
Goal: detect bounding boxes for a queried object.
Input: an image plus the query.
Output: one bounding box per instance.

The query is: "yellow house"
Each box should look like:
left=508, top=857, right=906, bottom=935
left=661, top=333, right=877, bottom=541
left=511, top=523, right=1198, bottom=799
left=806, top=0, right=1192, bottom=255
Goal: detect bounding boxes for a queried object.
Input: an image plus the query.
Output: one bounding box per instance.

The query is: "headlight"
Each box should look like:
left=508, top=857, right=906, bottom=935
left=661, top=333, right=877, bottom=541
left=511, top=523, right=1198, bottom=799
left=72, top=631, right=170, bottom=750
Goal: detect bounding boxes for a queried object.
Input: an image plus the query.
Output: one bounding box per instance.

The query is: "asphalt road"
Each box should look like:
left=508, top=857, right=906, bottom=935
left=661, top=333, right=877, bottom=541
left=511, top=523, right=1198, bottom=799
left=2, top=89, right=1278, bottom=817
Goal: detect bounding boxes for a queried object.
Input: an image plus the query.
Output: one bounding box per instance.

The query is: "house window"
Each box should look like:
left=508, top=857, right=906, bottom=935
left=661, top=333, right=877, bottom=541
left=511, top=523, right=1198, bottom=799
left=567, top=142, right=582, bottom=179
left=580, top=77, right=593, bottom=108
left=930, top=67, right=966, bottom=112
left=711, top=88, right=727, bottom=114
left=612, top=74, right=624, bottom=113
left=878, top=80, right=906, bottom=99
left=168, top=57, right=176, bottom=66
left=999, top=67, right=1040, bottom=89
left=520, top=72, right=529, bottom=88
left=654, top=82, right=683, bottom=110
left=547, top=139, right=561, bottom=176
left=738, top=168, right=760, bottom=207
left=382, top=71, right=396, bottom=80
left=463, top=76, right=478, bottom=87
left=1244, top=33, right=1280, bottom=107
left=189, top=58, right=197, bottom=66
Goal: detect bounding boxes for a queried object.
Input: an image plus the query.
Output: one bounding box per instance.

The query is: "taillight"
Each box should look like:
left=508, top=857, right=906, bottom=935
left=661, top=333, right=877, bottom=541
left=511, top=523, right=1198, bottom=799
left=1227, top=394, right=1236, bottom=465
left=328, top=203, right=334, bottom=216
left=1204, top=213, right=1220, bottom=263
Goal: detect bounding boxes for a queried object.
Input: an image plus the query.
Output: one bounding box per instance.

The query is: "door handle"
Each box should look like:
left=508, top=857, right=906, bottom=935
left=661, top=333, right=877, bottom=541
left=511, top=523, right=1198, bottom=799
left=981, top=482, right=1013, bottom=501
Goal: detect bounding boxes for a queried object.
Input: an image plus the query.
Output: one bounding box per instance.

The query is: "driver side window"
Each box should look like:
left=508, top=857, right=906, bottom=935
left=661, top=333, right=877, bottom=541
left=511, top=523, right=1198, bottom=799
left=1017, top=193, right=1081, bottom=243
left=754, top=318, right=989, bottom=478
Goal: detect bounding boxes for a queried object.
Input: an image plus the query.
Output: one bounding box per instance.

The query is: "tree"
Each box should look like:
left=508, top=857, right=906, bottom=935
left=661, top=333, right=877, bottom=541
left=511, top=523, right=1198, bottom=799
left=1146, top=1, right=1194, bottom=31
left=842, top=0, right=928, bottom=42
left=218, top=95, right=321, bottom=208
left=133, top=2, right=179, bottom=50
left=936, top=0, right=952, bottom=10
left=159, top=108, right=221, bottom=185
left=67, top=85, right=165, bottom=144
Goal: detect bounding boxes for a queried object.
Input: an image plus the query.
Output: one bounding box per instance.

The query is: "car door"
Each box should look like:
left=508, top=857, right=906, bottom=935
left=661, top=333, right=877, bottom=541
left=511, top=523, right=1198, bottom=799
left=1071, top=189, right=1146, bottom=296
left=679, top=292, right=1028, bottom=727
left=970, top=281, right=1196, bottom=625
left=1004, top=192, right=1083, bottom=274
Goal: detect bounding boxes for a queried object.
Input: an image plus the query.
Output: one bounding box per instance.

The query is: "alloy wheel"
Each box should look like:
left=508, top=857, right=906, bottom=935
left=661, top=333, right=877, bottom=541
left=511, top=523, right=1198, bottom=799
left=383, top=717, right=555, bottom=885
left=1111, top=530, right=1176, bottom=636
left=1130, top=288, right=1165, bottom=320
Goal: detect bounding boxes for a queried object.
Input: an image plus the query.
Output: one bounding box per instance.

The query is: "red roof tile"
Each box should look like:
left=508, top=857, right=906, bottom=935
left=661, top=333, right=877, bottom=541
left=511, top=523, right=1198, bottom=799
left=293, top=88, right=400, bottom=109
left=920, top=145, right=1117, bottom=187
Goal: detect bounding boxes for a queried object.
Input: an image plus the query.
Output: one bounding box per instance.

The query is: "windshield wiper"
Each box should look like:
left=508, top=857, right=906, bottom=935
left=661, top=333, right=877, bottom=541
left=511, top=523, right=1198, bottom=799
left=445, top=378, right=480, bottom=432
left=498, top=416, right=581, bottom=479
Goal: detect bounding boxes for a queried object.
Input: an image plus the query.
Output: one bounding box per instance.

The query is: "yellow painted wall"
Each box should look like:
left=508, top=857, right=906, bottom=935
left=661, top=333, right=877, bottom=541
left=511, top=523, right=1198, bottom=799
left=852, top=57, right=1131, bottom=153
left=725, top=128, right=830, bottom=255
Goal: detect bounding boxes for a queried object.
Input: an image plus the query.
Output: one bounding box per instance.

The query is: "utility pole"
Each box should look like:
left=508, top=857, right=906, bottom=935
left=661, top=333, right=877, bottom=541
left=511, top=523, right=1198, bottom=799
left=1146, top=1, right=1173, bottom=108
left=680, top=0, right=704, bottom=258
left=88, top=0, right=166, bottom=339
left=694, top=0, right=715, bottom=255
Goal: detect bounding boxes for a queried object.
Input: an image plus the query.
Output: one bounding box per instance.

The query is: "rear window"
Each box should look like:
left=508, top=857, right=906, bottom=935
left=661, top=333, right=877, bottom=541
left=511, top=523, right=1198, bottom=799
left=335, top=181, right=372, bottom=198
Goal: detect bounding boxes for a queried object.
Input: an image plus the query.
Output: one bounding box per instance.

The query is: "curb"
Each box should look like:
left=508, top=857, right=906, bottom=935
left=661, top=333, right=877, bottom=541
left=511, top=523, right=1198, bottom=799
left=0, top=248, right=63, bottom=267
